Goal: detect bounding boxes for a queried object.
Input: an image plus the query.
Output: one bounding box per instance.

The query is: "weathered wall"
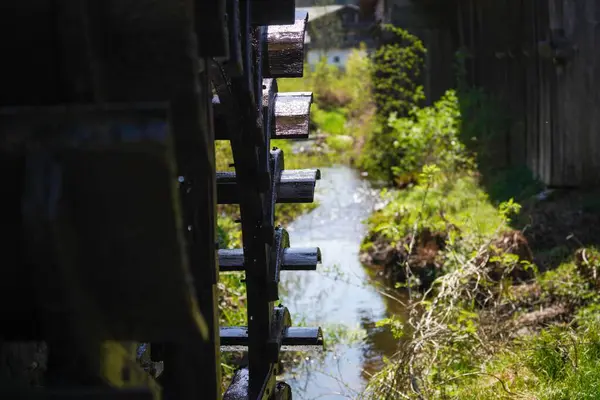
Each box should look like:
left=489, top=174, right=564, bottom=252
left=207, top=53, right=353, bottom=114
left=385, top=0, right=600, bottom=188
left=453, top=0, right=600, bottom=187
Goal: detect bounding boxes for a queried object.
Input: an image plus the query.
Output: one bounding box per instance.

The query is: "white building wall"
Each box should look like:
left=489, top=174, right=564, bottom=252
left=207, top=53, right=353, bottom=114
left=306, top=48, right=367, bottom=69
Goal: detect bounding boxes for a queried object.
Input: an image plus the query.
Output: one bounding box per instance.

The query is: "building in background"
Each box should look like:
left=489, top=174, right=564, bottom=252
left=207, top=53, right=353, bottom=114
left=296, top=0, right=357, bottom=6
left=299, top=4, right=377, bottom=69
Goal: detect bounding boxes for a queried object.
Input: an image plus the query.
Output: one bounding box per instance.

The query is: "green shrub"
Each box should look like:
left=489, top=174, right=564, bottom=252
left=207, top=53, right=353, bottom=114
left=365, top=173, right=502, bottom=248
left=326, top=134, right=354, bottom=152
left=311, top=104, right=346, bottom=135
left=371, top=25, right=425, bottom=121
left=360, top=89, right=472, bottom=185
left=279, top=46, right=372, bottom=116
left=358, top=25, right=428, bottom=183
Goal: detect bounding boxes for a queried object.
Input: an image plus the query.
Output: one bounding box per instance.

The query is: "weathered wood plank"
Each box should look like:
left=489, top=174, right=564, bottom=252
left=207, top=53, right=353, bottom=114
left=74, top=2, right=223, bottom=398
left=278, top=169, right=321, bottom=203
left=0, top=388, right=154, bottom=400
left=589, top=0, right=600, bottom=185
left=509, top=0, right=527, bottom=167
left=219, top=247, right=321, bottom=271
left=539, top=4, right=553, bottom=185
left=274, top=92, right=313, bottom=139
left=263, top=11, right=308, bottom=78
left=524, top=0, right=538, bottom=177
left=214, top=88, right=313, bottom=140
left=262, top=78, right=278, bottom=136
left=0, top=105, right=207, bottom=344
left=195, top=0, right=228, bottom=58
left=216, top=169, right=320, bottom=204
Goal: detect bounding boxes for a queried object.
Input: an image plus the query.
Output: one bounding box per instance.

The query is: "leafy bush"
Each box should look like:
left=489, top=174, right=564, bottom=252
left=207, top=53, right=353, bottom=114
left=326, top=134, right=354, bottom=152
left=365, top=173, right=502, bottom=249
left=311, top=104, right=346, bottom=135
left=389, top=91, right=472, bottom=184
left=360, top=89, right=472, bottom=185
left=371, top=25, right=425, bottom=120
left=279, top=45, right=372, bottom=117
left=358, top=25, right=429, bottom=183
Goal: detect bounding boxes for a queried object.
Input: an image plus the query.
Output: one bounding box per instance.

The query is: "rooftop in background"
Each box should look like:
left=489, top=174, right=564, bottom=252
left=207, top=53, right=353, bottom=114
left=296, top=5, right=359, bottom=23
left=295, top=0, right=358, bottom=6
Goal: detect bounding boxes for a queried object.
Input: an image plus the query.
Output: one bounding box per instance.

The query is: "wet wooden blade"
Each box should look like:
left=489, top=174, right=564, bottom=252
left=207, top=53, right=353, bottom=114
left=221, top=306, right=323, bottom=359
left=263, top=11, right=308, bottom=78
left=278, top=169, right=321, bottom=203
left=214, top=88, right=313, bottom=140
left=218, top=248, right=321, bottom=272
left=267, top=228, right=289, bottom=300
left=216, top=169, right=320, bottom=204
left=274, top=92, right=313, bottom=139
left=262, top=78, right=278, bottom=141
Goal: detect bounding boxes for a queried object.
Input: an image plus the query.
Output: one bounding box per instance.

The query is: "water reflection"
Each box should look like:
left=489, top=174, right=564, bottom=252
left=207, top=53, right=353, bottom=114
left=279, top=166, right=407, bottom=399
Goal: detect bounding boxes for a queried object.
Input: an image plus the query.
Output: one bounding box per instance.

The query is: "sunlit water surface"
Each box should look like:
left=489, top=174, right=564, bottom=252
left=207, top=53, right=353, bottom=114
left=279, top=165, right=406, bottom=399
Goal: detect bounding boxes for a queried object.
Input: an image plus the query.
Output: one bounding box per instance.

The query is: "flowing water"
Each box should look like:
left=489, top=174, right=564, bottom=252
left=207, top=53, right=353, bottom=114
left=279, top=165, right=407, bottom=399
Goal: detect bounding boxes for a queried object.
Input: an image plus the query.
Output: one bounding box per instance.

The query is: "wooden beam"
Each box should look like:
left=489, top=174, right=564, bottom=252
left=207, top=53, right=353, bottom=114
left=262, top=78, right=278, bottom=138
left=220, top=327, right=324, bottom=350
left=195, top=0, right=229, bottom=58
left=216, top=169, right=320, bottom=204
left=73, top=1, right=223, bottom=398
left=0, top=105, right=207, bottom=344
left=250, top=0, right=295, bottom=26
left=278, top=169, right=322, bottom=202
left=218, top=247, right=321, bottom=272
left=0, top=388, right=155, bottom=400
left=266, top=228, right=290, bottom=299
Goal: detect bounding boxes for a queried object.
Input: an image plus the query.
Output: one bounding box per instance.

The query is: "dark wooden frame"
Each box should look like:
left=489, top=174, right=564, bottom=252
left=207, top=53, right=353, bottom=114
left=0, top=0, right=322, bottom=399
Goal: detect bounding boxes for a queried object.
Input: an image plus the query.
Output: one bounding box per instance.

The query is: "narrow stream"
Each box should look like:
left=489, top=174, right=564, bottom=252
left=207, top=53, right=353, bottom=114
left=279, top=165, right=406, bottom=399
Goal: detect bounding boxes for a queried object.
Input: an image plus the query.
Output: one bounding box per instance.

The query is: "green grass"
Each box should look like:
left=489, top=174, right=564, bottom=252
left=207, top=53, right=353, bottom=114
left=311, top=104, right=347, bottom=135
left=451, top=271, right=600, bottom=400
left=359, top=77, right=600, bottom=398
left=364, top=172, right=503, bottom=250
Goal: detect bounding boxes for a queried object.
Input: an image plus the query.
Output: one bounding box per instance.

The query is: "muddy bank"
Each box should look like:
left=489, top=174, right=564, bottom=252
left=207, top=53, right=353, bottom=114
left=360, top=189, right=600, bottom=291
left=358, top=187, right=600, bottom=350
